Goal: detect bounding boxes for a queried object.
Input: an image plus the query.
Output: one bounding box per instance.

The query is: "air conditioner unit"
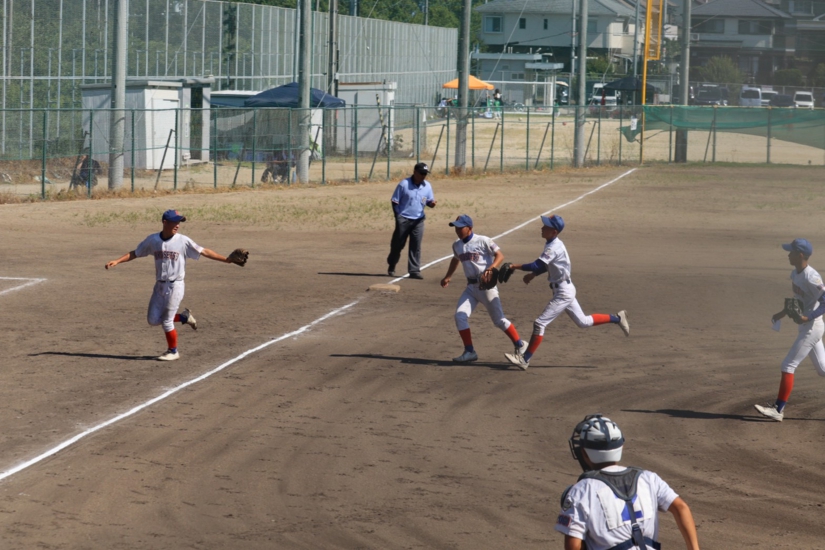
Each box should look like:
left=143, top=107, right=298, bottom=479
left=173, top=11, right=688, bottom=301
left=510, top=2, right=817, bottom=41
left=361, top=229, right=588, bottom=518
left=690, top=33, right=700, bottom=41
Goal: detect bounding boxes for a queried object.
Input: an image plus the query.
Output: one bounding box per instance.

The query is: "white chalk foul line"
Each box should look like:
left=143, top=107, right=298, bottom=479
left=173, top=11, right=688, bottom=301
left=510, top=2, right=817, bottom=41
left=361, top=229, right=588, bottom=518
left=0, top=277, right=47, bottom=297
left=390, top=168, right=637, bottom=283
left=0, top=300, right=359, bottom=482
left=0, top=168, right=636, bottom=482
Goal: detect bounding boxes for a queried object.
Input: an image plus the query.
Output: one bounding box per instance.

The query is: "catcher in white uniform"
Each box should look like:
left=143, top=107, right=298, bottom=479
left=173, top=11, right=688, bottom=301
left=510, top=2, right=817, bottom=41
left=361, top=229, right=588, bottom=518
left=105, top=209, right=248, bottom=361
left=501, top=215, right=629, bottom=370
left=556, top=414, right=700, bottom=550
left=755, top=238, right=825, bottom=421
left=440, top=215, right=527, bottom=364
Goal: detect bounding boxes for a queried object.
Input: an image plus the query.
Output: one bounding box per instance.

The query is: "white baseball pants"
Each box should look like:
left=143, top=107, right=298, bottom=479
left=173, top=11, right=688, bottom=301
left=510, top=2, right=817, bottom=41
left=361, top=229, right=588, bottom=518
left=147, top=280, right=185, bottom=333
left=781, top=318, right=825, bottom=376
left=454, top=284, right=511, bottom=332
left=533, top=282, right=595, bottom=336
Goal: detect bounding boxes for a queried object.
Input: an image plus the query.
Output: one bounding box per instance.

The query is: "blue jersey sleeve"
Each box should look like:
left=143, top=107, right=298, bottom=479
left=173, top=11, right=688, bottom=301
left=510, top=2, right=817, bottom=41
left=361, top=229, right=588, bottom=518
left=520, top=259, right=548, bottom=274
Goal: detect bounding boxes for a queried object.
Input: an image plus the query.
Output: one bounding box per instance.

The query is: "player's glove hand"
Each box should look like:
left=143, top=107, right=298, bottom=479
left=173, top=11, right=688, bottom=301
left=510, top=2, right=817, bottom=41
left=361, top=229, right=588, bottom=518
left=498, top=262, right=514, bottom=284
left=227, top=248, right=249, bottom=267
left=784, top=298, right=805, bottom=324
left=479, top=268, right=499, bottom=291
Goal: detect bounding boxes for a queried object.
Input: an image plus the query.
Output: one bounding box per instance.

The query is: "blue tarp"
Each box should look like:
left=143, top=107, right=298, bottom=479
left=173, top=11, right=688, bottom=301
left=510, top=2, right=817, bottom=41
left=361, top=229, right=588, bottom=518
left=243, top=82, right=346, bottom=108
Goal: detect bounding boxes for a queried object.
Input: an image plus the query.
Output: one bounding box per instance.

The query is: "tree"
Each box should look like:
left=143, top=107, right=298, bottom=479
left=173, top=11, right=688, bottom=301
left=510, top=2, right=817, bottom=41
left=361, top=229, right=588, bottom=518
left=587, top=55, right=614, bottom=77
left=812, top=64, right=825, bottom=88
left=694, top=56, right=743, bottom=85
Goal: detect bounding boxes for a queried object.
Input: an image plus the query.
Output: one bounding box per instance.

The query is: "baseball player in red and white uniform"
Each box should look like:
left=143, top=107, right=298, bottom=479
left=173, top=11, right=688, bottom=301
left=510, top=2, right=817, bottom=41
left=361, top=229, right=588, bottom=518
left=557, top=414, right=700, bottom=550
left=755, top=238, right=825, bottom=421
left=440, top=215, right=527, bottom=363
left=502, top=215, right=629, bottom=370
left=105, top=209, right=237, bottom=361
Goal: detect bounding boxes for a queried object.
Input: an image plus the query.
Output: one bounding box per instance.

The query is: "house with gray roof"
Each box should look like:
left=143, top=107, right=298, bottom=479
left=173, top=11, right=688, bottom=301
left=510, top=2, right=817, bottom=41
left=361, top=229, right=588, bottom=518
left=691, top=0, right=794, bottom=81
left=475, top=0, right=642, bottom=75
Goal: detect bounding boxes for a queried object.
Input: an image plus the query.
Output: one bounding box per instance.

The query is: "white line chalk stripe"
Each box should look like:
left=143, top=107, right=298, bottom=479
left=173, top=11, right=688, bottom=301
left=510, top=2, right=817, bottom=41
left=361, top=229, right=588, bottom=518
left=390, top=168, right=637, bottom=283
left=0, top=277, right=47, bottom=297
left=0, top=300, right=359, bottom=482
left=0, top=169, right=635, bottom=482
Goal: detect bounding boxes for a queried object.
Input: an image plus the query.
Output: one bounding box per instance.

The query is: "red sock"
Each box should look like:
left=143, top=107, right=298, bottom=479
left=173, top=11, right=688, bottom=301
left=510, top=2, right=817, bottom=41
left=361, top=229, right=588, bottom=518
left=777, top=372, right=794, bottom=403
left=459, top=328, right=473, bottom=348
left=165, top=329, right=178, bottom=350
left=503, top=323, right=521, bottom=344
left=526, top=335, right=543, bottom=355
left=591, top=314, right=611, bottom=326
left=173, top=313, right=181, bottom=323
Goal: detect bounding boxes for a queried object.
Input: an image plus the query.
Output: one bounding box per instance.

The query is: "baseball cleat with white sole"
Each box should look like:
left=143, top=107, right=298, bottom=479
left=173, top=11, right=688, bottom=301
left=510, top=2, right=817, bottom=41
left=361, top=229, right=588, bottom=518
left=754, top=402, right=783, bottom=422
left=515, top=340, right=529, bottom=356
left=157, top=349, right=180, bottom=361
left=453, top=350, right=478, bottom=363
left=504, top=352, right=529, bottom=370
left=182, top=308, right=198, bottom=330
left=617, top=310, right=630, bottom=337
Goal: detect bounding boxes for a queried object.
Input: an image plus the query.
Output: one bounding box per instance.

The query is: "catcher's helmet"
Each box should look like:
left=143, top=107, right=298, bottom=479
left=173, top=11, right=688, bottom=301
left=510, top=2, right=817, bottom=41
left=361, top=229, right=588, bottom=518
left=569, top=414, right=624, bottom=471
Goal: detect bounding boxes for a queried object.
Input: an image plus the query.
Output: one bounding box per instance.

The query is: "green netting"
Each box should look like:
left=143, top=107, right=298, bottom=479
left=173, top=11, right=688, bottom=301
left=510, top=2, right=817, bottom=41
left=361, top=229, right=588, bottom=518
left=623, top=106, right=825, bottom=150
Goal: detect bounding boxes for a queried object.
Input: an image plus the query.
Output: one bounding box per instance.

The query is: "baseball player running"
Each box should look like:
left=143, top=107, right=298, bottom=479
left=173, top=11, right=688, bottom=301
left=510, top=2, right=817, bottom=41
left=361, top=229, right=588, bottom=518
left=755, top=238, right=825, bottom=421
left=501, top=215, right=629, bottom=370
left=105, top=209, right=248, bottom=361
left=556, top=414, right=700, bottom=550
left=440, top=215, right=527, bottom=363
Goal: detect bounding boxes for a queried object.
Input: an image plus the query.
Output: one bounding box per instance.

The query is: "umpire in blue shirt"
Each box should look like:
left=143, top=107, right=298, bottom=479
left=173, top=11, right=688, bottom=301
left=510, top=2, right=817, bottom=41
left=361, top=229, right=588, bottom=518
left=387, top=162, right=437, bottom=279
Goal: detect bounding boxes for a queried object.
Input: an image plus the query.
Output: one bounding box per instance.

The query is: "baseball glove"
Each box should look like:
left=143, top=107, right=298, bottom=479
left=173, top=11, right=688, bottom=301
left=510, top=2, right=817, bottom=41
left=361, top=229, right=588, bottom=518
left=227, top=248, right=249, bottom=267
left=498, top=262, right=514, bottom=284
left=479, top=268, right=499, bottom=290
left=784, top=298, right=805, bottom=324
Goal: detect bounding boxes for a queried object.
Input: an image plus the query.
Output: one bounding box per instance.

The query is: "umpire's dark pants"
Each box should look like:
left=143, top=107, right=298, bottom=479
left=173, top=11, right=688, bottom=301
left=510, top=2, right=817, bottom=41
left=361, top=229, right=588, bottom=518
left=387, top=215, right=425, bottom=275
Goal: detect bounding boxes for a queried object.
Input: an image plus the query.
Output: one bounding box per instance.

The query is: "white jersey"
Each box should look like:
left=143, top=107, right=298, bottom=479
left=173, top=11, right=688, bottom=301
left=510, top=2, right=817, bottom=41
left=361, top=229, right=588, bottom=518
left=555, top=466, right=678, bottom=550
left=539, top=237, right=572, bottom=284
left=452, top=233, right=499, bottom=280
left=790, top=265, right=825, bottom=317
left=135, top=232, right=203, bottom=282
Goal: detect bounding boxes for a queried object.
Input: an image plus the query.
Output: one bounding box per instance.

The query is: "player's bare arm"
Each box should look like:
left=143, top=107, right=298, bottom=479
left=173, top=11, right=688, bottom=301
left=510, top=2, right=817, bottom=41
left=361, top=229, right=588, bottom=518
left=426, top=199, right=437, bottom=208
left=563, top=535, right=583, bottom=550
left=200, top=248, right=231, bottom=263
left=105, top=251, right=136, bottom=269
left=668, top=497, right=701, bottom=550
left=441, top=257, right=460, bottom=288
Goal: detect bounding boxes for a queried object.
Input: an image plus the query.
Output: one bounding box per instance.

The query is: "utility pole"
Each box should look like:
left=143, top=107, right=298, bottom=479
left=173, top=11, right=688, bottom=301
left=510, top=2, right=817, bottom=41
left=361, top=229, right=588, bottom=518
left=108, top=0, right=127, bottom=190
left=570, top=0, right=577, bottom=76
left=675, top=0, right=690, bottom=162
left=425, top=0, right=429, bottom=25
left=632, top=0, right=641, bottom=80
left=454, top=0, right=470, bottom=172
left=297, top=0, right=311, bottom=183
left=574, top=0, right=587, bottom=167
left=327, top=0, right=338, bottom=97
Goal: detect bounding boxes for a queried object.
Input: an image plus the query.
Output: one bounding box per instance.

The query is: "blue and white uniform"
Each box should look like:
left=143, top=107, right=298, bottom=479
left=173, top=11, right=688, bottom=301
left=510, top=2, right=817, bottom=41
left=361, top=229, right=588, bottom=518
left=781, top=265, right=825, bottom=375
left=452, top=233, right=512, bottom=332
left=135, top=232, right=203, bottom=332
left=555, top=465, right=679, bottom=550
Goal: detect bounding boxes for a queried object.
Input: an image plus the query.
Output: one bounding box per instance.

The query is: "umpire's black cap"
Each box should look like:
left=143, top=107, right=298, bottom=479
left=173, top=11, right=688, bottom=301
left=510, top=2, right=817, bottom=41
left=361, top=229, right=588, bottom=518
left=414, top=162, right=429, bottom=175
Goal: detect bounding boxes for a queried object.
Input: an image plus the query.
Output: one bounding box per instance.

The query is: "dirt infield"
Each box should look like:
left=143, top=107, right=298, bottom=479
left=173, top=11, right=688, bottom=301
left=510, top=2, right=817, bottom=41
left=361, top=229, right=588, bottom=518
left=0, top=164, right=824, bottom=548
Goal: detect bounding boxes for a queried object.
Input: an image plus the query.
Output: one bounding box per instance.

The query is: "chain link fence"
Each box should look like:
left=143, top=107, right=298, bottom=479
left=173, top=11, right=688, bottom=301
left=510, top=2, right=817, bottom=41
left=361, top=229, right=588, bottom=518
left=2, top=104, right=825, bottom=199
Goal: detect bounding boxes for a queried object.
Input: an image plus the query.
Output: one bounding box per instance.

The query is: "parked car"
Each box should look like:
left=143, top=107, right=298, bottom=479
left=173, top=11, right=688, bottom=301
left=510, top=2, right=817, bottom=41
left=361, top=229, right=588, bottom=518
left=793, top=91, right=815, bottom=109
left=739, top=86, right=762, bottom=107
left=769, top=94, right=796, bottom=107
left=694, top=87, right=728, bottom=106
left=760, top=90, right=778, bottom=106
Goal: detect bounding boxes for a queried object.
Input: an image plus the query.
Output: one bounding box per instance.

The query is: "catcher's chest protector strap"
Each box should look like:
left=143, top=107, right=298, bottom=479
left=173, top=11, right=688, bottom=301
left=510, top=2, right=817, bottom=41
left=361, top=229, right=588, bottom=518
left=578, top=468, right=661, bottom=550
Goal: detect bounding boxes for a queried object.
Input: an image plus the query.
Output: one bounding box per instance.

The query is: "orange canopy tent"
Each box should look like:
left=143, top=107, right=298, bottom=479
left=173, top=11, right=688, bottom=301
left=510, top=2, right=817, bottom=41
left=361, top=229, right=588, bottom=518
left=442, top=75, right=494, bottom=90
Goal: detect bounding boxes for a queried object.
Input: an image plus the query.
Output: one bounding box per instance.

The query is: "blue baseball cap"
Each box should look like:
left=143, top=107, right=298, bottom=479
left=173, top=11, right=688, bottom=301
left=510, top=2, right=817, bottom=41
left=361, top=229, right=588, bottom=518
left=449, top=214, right=473, bottom=228
left=162, top=209, right=187, bottom=223
left=782, top=238, right=813, bottom=256
left=541, top=214, right=564, bottom=232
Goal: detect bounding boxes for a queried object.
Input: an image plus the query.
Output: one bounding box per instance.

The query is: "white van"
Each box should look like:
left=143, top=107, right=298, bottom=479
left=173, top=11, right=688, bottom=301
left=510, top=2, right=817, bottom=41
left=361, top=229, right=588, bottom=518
left=739, top=86, right=762, bottom=107
left=590, top=83, right=618, bottom=106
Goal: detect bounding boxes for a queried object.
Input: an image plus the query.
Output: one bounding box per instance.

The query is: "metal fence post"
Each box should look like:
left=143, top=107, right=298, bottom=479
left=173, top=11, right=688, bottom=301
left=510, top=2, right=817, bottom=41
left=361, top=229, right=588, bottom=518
left=88, top=110, right=94, bottom=198
left=767, top=107, right=772, bottom=164
left=712, top=106, right=717, bottom=163
left=386, top=106, right=391, bottom=180
left=471, top=108, right=475, bottom=169
left=551, top=105, right=556, bottom=170
left=174, top=109, right=179, bottom=190
left=668, top=106, right=673, bottom=164
left=251, top=110, right=257, bottom=187
left=446, top=109, right=450, bottom=175
left=131, top=110, right=135, bottom=191
left=526, top=107, right=530, bottom=171
left=619, top=105, right=623, bottom=165
left=500, top=110, right=504, bottom=173
left=40, top=110, right=47, bottom=199
left=354, top=107, right=358, bottom=181
left=415, top=106, right=420, bottom=164
left=597, top=107, right=601, bottom=166
left=213, top=108, right=218, bottom=189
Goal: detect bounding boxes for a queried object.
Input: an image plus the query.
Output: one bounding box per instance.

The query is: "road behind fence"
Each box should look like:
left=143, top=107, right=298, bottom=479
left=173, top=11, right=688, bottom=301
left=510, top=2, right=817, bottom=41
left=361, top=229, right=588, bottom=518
left=2, top=104, right=824, bottom=199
